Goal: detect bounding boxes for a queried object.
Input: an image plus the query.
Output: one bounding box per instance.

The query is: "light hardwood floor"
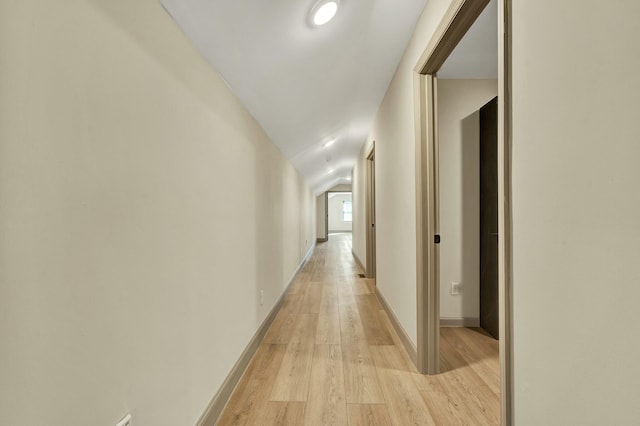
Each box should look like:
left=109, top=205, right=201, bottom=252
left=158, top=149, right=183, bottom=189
left=218, top=233, right=499, bottom=425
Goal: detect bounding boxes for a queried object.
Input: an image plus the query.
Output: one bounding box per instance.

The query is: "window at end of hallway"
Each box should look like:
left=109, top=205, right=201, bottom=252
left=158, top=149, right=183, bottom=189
left=343, top=200, right=352, bottom=222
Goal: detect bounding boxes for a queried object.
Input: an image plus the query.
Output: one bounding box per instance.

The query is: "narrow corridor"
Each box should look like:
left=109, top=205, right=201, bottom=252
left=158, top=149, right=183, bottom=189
left=218, top=233, right=499, bottom=425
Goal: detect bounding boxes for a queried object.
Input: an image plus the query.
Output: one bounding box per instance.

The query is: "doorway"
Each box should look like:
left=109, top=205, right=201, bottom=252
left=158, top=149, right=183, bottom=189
left=365, top=145, right=376, bottom=279
left=326, top=192, right=353, bottom=235
left=413, top=0, right=512, bottom=423
left=437, top=80, right=497, bottom=331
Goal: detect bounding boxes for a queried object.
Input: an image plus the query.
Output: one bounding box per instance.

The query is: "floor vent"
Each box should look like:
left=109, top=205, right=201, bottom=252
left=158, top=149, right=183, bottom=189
left=358, top=273, right=366, bottom=278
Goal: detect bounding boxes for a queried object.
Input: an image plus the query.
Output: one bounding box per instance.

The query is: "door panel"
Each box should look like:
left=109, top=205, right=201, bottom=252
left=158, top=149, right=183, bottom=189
left=480, top=96, right=499, bottom=339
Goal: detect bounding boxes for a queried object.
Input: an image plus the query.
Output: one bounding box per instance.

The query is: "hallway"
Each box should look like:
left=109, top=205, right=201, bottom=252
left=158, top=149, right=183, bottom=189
left=218, top=234, right=499, bottom=425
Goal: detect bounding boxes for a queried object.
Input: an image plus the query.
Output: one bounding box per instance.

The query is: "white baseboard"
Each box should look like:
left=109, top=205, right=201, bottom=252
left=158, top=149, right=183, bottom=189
left=440, top=317, right=480, bottom=327
left=197, top=242, right=316, bottom=426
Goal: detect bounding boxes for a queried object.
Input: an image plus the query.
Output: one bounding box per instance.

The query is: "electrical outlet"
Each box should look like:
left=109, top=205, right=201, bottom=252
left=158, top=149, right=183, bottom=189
left=260, top=290, right=264, bottom=306
left=116, top=414, right=132, bottom=426
left=451, top=282, right=460, bottom=295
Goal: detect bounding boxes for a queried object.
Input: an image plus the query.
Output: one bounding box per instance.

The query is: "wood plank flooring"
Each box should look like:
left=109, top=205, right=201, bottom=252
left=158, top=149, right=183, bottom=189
left=218, top=233, right=499, bottom=425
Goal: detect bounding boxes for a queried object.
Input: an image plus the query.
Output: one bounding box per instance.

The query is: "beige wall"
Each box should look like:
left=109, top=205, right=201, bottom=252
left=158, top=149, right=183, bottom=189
left=512, top=0, right=640, bottom=423
left=352, top=149, right=368, bottom=269
left=328, top=193, right=352, bottom=232
left=353, top=0, right=458, bottom=346
left=355, top=0, right=640, bottom=422
left=329, top=184, right=353, bottom=192
left=438, top=79, right=497, bottom=321
left=0, top=1, right=315, bottom=425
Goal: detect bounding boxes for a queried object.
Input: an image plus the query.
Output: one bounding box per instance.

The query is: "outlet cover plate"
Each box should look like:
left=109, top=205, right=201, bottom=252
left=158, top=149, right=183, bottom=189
left=451, top=282, right=460, bottom=295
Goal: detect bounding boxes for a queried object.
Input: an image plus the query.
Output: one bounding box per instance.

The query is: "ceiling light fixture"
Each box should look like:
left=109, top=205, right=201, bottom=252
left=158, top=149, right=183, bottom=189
left=328, top=169, right=335, bottom=174
left=311, top=0, right=339, bottom=26
left=323, top=139, right=336, bottom=148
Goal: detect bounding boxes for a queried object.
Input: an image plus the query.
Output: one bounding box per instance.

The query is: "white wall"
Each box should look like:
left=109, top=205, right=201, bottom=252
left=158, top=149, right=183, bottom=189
left=316, top=193, right=327, bottom=240
left=512, top=0, right=640, bottom=423
left=328, top=193, right=352, bottom=232
left=438, top=79, right=497, bottom=321
left=0, top=1, right=315, bottom=425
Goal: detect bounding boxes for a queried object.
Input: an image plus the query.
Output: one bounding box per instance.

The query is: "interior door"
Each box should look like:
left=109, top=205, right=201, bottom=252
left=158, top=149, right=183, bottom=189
left=480, top=96, right=499, bottom=339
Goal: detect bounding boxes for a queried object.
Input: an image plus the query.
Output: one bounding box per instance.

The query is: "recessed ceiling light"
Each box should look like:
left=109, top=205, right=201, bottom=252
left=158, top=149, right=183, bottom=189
left=323, top=139, right=336, bottom=148
left=311, top=0, right=339, bottom=26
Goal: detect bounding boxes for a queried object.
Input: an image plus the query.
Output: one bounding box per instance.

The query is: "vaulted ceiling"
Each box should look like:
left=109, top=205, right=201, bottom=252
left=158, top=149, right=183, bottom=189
left=160, top=0, right=497, bottom=194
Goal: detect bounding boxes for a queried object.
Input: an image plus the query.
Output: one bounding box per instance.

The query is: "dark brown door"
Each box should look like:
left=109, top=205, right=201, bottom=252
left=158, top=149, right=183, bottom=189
left=480, top=96, right=499, bottom=339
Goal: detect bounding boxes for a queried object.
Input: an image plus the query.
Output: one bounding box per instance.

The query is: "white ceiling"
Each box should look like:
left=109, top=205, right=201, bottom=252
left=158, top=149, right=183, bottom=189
left=160, top=0, right=497, bottom=194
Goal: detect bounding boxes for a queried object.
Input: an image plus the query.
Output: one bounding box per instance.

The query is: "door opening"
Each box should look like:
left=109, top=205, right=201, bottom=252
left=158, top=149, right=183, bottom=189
left=366, top=145, right=376, bottom=279
left=327, top=191, right=353, bottom=236
left=413, top=0, right=512, bottom=423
